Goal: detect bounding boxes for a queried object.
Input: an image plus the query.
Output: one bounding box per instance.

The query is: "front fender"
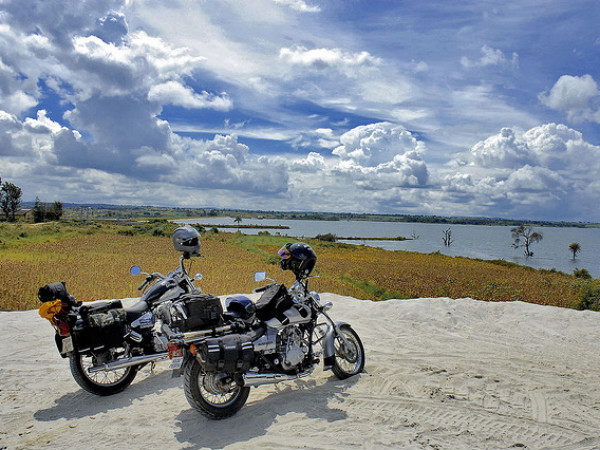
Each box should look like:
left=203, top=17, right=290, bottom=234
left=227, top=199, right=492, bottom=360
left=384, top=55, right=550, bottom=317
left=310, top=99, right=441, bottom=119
left=322, top=320, right=350, bottom=370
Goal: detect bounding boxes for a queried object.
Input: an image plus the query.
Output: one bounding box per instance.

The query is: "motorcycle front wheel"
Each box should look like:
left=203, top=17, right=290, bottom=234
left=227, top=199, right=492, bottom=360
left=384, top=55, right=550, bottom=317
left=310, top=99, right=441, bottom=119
left=183, top=358, right=250, bottom=419
left=69, top=350, right=138, bottom=396
left=331, top=324, right=365, bottom=379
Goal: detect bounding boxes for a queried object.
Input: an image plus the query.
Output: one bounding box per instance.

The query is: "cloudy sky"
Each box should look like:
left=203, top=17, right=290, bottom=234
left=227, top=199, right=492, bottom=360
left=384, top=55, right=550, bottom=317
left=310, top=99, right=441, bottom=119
left=1, top=0, right=600, bottom=221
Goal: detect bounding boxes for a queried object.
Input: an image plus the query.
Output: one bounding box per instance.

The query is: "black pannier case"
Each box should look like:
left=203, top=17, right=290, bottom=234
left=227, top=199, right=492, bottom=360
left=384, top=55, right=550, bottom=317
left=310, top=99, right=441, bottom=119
left=255, top=284, right=294, bottom=322
left=174, top=293, right=224, bottom=331
left=73, top=300, right=127, bottom=352
left=199, top=334, right=254, bottom=373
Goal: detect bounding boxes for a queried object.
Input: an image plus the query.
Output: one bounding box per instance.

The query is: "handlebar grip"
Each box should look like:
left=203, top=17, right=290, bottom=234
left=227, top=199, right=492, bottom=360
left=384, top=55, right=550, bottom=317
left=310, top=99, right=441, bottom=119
left=253, top=285, right=270, bottom=293
left=137, top=281, right=147, bottom=291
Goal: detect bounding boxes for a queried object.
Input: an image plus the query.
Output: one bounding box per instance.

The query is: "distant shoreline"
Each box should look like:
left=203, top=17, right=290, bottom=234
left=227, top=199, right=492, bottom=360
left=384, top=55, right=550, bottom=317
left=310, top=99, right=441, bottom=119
left=35, top=202, right=599, bottom=229
left=193, top=223, right=290, bottom=230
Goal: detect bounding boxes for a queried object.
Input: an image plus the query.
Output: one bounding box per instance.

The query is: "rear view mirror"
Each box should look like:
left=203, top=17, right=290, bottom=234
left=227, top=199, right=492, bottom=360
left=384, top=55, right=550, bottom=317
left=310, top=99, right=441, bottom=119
left=254, top=271, right=267, bottom=282
left=130, top=265, right=142, bottom=276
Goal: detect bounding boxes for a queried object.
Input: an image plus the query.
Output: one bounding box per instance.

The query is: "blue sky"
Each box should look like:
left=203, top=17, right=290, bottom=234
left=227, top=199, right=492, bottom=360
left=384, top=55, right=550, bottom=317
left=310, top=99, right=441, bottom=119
left=1, top=0, right=600, bottom=221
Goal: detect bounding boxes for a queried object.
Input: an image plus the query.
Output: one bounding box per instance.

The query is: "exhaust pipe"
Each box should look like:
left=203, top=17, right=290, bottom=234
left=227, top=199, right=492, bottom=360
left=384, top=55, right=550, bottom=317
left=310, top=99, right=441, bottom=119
left=87, top=352, right=169, bottom=373
left=242, top=367, right=314, bottom=387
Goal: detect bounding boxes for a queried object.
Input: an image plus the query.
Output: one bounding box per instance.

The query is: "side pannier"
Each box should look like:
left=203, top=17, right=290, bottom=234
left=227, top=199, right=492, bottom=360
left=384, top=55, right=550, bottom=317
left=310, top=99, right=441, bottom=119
left=73, top=300, right=127, bottom=352
left=172, top=293, right=224, bottom=332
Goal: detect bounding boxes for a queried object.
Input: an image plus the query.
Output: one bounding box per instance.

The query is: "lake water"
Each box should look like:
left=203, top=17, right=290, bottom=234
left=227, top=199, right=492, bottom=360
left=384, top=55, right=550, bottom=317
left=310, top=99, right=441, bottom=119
left=175, top=217, right=600, bottom=278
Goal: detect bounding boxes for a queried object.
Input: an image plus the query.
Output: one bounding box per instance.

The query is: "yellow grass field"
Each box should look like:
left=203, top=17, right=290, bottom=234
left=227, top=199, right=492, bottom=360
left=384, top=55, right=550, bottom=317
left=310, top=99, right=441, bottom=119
left=0, top=223, right=586, bottom=310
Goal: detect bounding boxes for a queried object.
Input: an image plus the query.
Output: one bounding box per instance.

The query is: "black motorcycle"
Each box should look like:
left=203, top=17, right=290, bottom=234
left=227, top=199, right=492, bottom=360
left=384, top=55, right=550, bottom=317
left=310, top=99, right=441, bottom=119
left=167, top=242, right=365, bottom=418
left=37, top=225, right=222, bottom=396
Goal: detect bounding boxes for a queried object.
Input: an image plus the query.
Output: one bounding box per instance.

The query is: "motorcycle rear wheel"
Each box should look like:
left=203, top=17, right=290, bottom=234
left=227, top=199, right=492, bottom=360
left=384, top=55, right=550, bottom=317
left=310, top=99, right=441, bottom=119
left=331, top=324, right=365, bottom=379
left=69, top=351, right=138, bottom=396
left=183, top=358, right=250, bottom=419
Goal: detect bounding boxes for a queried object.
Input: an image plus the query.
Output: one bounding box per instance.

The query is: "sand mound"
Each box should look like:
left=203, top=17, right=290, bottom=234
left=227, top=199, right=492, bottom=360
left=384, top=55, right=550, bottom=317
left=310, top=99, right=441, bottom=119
left=2, top=295, right=600, bottom=449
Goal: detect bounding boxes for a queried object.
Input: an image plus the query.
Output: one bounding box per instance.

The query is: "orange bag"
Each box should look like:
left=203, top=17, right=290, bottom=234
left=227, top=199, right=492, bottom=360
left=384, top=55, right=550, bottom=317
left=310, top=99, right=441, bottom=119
left=39, top=299, right=63, bottom=321
left=38, top=300, right=71, bottom=335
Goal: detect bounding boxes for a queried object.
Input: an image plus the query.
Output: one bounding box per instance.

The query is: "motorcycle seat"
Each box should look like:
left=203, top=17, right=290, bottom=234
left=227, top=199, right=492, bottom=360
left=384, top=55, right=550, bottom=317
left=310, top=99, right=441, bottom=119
left=125, top=300, right=150, bottom=321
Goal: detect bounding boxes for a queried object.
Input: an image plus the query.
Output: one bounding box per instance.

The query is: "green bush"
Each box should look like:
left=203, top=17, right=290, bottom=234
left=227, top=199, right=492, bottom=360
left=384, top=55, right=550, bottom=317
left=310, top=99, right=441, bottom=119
left=315, top=233, right=337, bottom=242
left=573, top=268, right=592, bottom=279
left=576, top=281, right=600, bottom=311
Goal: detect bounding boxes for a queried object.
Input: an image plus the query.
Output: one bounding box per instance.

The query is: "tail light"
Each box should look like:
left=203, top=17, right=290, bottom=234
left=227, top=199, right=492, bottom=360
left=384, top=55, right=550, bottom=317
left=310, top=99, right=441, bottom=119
left=167, top=342, right=183, bottom=359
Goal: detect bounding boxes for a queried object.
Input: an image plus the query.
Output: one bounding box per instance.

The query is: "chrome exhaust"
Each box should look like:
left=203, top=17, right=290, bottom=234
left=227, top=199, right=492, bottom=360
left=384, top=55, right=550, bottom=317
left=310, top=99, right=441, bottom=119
left=242, top=367, right=314, bottom=387
left=87, top=352, right=169, bottom=373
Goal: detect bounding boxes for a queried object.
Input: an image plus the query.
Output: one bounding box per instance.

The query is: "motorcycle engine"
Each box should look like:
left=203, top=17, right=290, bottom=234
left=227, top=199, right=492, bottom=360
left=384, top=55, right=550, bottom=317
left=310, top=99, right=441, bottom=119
left=252, top=325, right=309, bottom=372
left=279, top=326, right=309, bottom=371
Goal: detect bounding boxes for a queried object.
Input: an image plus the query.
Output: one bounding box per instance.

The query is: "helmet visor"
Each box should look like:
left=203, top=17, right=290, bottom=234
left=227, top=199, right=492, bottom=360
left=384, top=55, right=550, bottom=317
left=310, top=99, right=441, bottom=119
left=183, top=237, right=199, bottom=247
left=278, top=246, right=291, bottom=259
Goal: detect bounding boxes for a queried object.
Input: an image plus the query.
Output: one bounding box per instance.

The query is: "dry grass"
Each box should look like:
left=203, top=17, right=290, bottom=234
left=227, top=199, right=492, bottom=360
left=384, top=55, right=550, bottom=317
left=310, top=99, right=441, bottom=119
left=0, top=225, right=584, bottom=310
left=312, top=244, right=580, bottom=308
left=0, top=233, right=267, bottom=310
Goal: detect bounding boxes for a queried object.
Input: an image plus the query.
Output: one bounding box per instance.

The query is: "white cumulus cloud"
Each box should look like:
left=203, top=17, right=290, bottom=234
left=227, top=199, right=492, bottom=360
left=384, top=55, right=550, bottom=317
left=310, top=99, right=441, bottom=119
left=461, top=45, right=519, bottom=69
left=272, top=0, right=320, bottom=12
left=279, top=46, right=380, bottom=70
left=539, top=74, right=600, bottom=123
left=440, top=123, right=600, bottom=220
left=148, top=81, right=232, bottom=111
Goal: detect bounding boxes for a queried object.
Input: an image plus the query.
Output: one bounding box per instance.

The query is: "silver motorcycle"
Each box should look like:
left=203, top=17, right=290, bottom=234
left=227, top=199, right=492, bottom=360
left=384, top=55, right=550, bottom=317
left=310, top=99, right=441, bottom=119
left=167, top=242, right=365, bottom=418
left=38, top=225, right=215, bottom=396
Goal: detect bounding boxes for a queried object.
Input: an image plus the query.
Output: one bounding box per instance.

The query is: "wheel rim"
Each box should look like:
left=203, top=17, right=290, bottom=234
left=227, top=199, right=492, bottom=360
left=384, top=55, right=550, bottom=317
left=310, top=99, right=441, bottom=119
left=198, top=373, right=242, bottom=407
left=335, top=330, right=363, bottom=374
left=79, top=354, right=133, bottom=387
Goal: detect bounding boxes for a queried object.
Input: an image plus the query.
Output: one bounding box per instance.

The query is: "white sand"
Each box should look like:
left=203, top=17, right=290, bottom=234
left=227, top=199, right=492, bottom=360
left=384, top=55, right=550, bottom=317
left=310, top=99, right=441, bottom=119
left=2, top=295, right=600, bottom=450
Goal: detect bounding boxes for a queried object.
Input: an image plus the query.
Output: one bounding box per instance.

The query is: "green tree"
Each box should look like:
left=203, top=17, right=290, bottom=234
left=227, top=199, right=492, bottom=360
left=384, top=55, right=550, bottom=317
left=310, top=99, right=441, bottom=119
left=33, top=196, right=46, bottom=223
left=234, top=216, right=242, bottom=229
left=0, top=181, right=22, bottom=222
left=569, top=242, right=581, bottom=260
left=50, top=201, right=63, bottom=220
left=511, top=224, right=543, bottom=257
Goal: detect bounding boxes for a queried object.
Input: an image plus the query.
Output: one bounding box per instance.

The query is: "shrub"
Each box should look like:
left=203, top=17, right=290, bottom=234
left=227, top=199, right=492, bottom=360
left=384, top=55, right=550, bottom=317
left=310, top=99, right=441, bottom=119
left=316, top=233, right=337, bottom=242
left=573, top=268, right=592, bottom=279
left=576, top=281, right=600, bottom=311
left=152, top=227, right=167, bottom=237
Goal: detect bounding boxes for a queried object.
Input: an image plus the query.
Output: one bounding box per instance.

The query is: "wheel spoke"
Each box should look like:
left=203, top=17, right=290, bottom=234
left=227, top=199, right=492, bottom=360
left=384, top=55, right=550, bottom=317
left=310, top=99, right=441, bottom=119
left=333, top=327, right=364, bottom=377
left=80, top=353, right=131, bottom=387
left=198, top=373, right=241, bottom=407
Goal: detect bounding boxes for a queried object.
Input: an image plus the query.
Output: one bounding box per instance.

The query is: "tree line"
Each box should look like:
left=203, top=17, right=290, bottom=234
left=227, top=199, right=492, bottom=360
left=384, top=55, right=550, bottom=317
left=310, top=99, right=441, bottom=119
left=0, top=176, right=22, bottom=221
left=0, top=176, right=62, bottom=222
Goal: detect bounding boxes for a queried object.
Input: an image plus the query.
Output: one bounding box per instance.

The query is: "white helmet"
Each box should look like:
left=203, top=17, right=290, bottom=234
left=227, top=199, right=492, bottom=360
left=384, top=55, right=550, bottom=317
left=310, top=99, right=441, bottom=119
left=172, top=225, right=201, bottom=256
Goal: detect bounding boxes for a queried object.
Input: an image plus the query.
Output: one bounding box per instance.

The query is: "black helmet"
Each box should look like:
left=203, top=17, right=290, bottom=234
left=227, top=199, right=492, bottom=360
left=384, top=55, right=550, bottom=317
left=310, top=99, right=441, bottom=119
left=173, top=225, right=201, bottom=256
left=278, top=242, right=317, bottom=279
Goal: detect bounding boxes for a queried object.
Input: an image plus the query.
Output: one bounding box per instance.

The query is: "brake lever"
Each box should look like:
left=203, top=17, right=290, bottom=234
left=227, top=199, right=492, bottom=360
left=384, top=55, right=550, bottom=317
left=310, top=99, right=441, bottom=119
left=138, top=275, right=154, bottom=291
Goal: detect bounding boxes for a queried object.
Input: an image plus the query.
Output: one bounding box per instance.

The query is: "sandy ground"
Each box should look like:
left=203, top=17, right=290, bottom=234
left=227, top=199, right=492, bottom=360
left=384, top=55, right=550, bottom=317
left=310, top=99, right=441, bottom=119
left=2, top=294, right=600, bottom=450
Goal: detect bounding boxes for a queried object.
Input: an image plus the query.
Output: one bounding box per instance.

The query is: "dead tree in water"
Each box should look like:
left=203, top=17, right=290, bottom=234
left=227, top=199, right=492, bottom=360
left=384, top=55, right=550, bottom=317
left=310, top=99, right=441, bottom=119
left=442, top=228, right=453, bottom=247
left=511, top=224, right=543, bottom=257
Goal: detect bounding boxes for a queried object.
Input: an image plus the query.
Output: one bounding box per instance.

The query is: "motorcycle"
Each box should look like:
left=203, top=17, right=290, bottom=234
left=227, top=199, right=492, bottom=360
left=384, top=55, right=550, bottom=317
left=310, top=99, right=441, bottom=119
left=167, top=242, right=365, bottom=419
left=37, top=225, right=222, bottom=396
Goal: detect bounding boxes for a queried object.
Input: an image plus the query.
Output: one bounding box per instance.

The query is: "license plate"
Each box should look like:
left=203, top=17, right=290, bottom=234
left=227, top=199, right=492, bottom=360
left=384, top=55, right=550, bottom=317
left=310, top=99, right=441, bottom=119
left=62, top=336, right=74, bottom=354
left=169, top=356, right=183, bottom=370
